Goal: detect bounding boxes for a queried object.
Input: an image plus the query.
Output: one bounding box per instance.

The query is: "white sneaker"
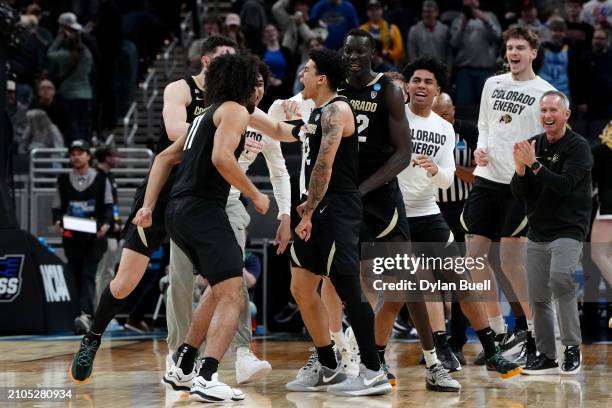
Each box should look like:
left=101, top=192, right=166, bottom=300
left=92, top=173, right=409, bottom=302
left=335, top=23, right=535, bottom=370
left=189, top=373, right=245, bottom=402
left=344, top=326, right=361, bottom=364
left=162, top=363, right=196, bottom=392
left=235, top=348, right=272, bottom=384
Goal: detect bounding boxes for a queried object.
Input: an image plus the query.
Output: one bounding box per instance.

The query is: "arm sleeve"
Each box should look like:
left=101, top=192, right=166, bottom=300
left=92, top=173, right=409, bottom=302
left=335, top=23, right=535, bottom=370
left=262, top=136, right=292, bottom=217
left=510, top=171, right=531, bottom=198
left=476, top=79, right=491, bottom=150
left=533, top=141, right=593, bottom=196
left=428, top=126, right=456, bottom=189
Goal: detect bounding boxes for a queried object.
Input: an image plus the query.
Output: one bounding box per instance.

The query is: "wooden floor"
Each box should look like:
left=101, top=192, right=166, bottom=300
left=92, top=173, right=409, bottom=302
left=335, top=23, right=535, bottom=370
left=1, top=338, right=610, bottom=407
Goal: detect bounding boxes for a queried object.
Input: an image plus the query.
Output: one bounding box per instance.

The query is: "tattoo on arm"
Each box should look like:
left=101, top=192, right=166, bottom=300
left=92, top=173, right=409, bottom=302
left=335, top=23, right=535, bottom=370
left=305, top=103, right=342, bottom=213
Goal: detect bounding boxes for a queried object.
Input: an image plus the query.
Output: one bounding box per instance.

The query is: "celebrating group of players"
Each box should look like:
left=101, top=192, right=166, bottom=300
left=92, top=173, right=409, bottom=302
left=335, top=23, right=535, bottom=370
left=67, top=24, right=588, bottom=402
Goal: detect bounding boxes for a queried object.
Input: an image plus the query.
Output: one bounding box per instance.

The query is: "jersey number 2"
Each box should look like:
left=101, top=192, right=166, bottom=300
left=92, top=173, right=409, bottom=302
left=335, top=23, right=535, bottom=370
left=357, top=114, right=369, bottom=143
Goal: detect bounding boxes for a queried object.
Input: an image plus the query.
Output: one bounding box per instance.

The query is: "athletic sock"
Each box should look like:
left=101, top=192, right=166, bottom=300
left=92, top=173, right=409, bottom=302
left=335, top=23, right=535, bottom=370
left=199, top=357, right=219, bottom=381
left=376, top=344, right=387, bottom=365
left=515, top=314, right=527, bottom=332
left=316, top=344, right=338, bottom=369
left=423, top=348, right=440, bottom=368
left=331, top=330, right=347, bottom=351
left=433, top=331, right=450, bottom=350
left=476, top=327, right=498, bottom=359
left=527, top=319, right=534, bottom=334
left=90, top=285, right=126, bottom=334
left=488, top=315, right=506, bottom=335
left=176, top=343, right=199, bottom=374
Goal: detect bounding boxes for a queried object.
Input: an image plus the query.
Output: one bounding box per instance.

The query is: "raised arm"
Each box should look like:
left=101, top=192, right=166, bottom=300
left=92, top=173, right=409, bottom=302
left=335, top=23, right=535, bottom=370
left=162, top=80, right=192, bottom=141
left=358, top=84, right=412, bottom=196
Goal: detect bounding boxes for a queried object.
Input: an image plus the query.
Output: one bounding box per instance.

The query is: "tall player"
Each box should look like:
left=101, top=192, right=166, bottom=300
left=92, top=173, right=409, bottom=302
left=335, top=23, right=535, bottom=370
left=132, top=53, right=268, bottom=403
left=250, top=48, right=392, bottom=396
left=461, top=27, right=556, bottom=365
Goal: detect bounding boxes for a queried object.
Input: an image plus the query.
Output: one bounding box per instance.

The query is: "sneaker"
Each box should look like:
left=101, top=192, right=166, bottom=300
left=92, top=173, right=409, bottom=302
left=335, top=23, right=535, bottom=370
left=561, top=346, right=581, bottom=374
left=189, top=373, right=245, bottom=402
left=485, top=352, right=523, bottom=379
left=500, top=330, right=526, bottom=359
left=286, top=352, right=346, bottom=392
left=235, top=348, right=272, bottom=384
left=162, top=363, right=196, bottom=391
left=74, top=313, right=91, bottom=335
left=70, top=335, right=100, bottom=384
left=425, top=363, right=461, bottom=392
left=327, top=364, right=392, bottom=397
left=339, top=345, right=360, bottom=378
left=514, top=331, right=537, bottom=367
left=522, top=354, right=560, bottom=375
left=438, top=346, right=462, bottom=372
left=451, top=348, right=466, bottom=366
left=381, top=363, right=396, bottom=387
left=344, top=326, right=361, bottom=364
left=274, top=301, right=299, bottom=323
left=124, top=320, right=151, bottom=333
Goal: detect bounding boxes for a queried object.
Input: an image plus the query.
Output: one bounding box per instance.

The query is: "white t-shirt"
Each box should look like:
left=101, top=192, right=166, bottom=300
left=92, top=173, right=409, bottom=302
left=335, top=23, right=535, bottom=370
left=398, top=106, right=456, bottom=217
left=580, top=0, right=612, bottom=27
left=474, top=73, right=555, bottom=184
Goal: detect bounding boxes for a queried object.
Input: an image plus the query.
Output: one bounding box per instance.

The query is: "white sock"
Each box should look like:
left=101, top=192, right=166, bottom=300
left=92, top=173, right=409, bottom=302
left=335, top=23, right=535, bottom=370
left=488, top=315, right=506, bottom=335
left=423, top=348, right=440, bottom=368
left=236, top=347, right=250, bottom=358
left=527, top=319, right=534, bottom=334
left=331, top=330, right=348, bottom=351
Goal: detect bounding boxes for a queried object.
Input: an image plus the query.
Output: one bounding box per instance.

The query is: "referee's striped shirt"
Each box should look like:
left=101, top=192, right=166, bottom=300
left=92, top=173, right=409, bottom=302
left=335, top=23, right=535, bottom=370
left=437, top=119, right=478, bottom=203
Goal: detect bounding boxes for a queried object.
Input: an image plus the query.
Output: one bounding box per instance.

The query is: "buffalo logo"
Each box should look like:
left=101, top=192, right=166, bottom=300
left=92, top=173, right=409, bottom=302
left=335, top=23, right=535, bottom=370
left=499, top=114, right=512, bottom=124
left=0, top=254, right=24, bottom=302
left=370, top=91, right=377, bottom=99
left=551, top=154, right=560, bottom=163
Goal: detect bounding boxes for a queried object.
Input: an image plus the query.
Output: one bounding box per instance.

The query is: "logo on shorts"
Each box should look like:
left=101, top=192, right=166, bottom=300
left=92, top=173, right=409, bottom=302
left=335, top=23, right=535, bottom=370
left=0, top=254, right=24, bottom=302
left=499, top=114, right=512, bottom=124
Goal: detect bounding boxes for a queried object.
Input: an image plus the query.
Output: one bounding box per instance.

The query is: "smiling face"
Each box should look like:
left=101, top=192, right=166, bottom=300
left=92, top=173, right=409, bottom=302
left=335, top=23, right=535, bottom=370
left=505, top=37, right=537, bottom=76
left=540, top=94, right=570, bottom=135
left=342, top=35, right=374, bottom=76
left=407, top=69, right=440, bottom=110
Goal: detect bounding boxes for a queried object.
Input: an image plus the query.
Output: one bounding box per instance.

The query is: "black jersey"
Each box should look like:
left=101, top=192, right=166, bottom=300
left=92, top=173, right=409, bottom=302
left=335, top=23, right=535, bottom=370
left=155, top=76, right=206, bottom=153
left=300, top=96, right=358, bottom=195
left=339, top=73, right=394, bottom=183
left=170, top=103, right=245, bottom=206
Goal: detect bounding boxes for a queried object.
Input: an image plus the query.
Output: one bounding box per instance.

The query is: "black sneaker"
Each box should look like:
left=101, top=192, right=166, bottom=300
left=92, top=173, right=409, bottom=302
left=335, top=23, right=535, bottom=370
left=486, top=352, right=523, bottom=379
left=499, top=330, right=526, bottom=359
left=474, top=349, right=486, bottom=365
left=438, top=346, right=462, bottom=372
left=451, top=347, right=466, bottom=365
left=274, top=301, right=299, bottom=323
left=70, top=335, right=101, bottom=384
left=522, top=354, right=559, bottom=375
left=561, top=346, right=581, bottom=374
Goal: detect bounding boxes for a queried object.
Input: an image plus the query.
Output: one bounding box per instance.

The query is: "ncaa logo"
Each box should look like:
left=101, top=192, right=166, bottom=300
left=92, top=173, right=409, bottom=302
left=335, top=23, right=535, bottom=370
left=0, top=254, right=24, bottom=302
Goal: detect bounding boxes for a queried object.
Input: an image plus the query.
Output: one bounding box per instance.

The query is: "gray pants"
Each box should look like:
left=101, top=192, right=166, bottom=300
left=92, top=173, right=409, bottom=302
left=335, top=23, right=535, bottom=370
left=525, top=238, right=582, bottom=359
left=166, top=198, right=252, bottom=352
left=95, top=238, right=122, bottom=305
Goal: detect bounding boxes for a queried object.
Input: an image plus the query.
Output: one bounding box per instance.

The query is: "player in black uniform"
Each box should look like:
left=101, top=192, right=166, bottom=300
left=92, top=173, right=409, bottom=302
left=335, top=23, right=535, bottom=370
left=69, top=36, right=237, bottom=384
left=132, top=53, right=268, bottom=403
left=249, top=48, right=391, bottom=396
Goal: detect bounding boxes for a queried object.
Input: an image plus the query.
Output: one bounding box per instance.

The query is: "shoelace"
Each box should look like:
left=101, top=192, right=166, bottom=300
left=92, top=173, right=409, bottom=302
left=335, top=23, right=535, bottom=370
left=76, top=339, right=99, bottom=367
left=564, top=347, right=579, bottom=359
left=489, top=353, right=516, bottom=371
left=301, top=348, right=319, bottom=371
left=431, top=364, right=452, bottom=382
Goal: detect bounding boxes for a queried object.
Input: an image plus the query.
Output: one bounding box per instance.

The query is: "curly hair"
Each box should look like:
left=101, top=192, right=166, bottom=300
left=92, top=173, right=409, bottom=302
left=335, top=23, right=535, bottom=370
left=401, top=57, right=448, bottom=92
left=199, top=35, right=238, bottom=56
left=309, top=48, right=344, bottom=90
left=205, top=53, right=259, bottom=108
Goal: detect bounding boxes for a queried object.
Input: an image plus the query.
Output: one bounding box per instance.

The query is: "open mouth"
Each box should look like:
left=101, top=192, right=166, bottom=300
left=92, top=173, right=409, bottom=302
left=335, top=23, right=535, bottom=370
left=509, top=59, right=521, bottom=66
left=544, top=120, right=555, bottom=126
left=413, top=91, right=427, bottom=99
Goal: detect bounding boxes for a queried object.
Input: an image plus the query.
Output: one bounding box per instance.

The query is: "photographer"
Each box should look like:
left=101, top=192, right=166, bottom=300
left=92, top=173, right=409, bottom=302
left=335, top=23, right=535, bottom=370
left=46, top=13, right=93, bottom=144
left=52, top=140, right=114, bottom=334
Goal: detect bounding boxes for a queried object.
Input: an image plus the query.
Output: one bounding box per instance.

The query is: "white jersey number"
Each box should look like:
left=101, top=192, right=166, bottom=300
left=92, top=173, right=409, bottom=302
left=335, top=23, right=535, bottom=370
left=183, top=115, right=205, bottom=151
left=357, top=114, right=369, bottom=143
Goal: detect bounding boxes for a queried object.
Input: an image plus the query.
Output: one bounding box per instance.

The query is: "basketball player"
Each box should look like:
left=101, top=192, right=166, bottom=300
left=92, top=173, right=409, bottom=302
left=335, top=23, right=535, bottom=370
left=250, top=48, right=392, bottom=396
left=132, top=53, right=267, bottom=402
left=462, top=27, right=556, bottom=365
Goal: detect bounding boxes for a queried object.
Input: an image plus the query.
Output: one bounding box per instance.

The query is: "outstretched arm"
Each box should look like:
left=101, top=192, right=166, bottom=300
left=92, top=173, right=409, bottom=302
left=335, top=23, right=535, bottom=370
left=250, top=108, right=301, bottom=142
left=358, top=84, right=412, bottom=196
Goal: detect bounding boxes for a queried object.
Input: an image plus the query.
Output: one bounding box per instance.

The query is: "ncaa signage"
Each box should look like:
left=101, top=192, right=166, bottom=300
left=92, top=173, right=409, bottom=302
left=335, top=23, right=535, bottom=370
left=0, top=254, right=24, bottom=302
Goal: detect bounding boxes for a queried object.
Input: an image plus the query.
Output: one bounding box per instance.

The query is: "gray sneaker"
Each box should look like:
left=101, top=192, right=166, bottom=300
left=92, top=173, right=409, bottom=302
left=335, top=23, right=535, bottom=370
left=426, top=363, right=461, bottom=392
left=327, top=364, right=392, bottom=396
left=286, top=350, right=346, bottom=392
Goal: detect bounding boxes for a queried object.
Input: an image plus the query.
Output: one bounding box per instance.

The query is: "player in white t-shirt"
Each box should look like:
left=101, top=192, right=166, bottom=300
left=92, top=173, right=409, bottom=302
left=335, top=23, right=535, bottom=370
left=462, top=27, right=556, bottom=366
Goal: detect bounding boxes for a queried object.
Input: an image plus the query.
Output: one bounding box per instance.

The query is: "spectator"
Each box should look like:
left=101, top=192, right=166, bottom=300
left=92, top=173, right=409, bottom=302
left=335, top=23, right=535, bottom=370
left=52, top=140, right=114, bottom=334
left=450, top=0, right=502, bottom=107
left=310, top=0, right=360, bottom=50
left=565, top=0, right=594, bottom=55
left=292, top=36, right=325, bottom=94
left=574, top=28, right=612, bottom=119
left=539, top=20, right=572, bottom=97
left=580, top=0, right=612, bottom=28
left=384, top=71, right=408, bottom=101
left=32, top=79, right=69, bottom=137
left=240, top=0, right=268, bottom=53
left=7, top=80, right=28, bottom=147
left=261, top=24, right=294, bottom=111
left=372, top=39, right=397, bottom=72
left=513, top=2, right=551, bottom=43
left=20, top=109, right=64, bottom=154
left=188, top=15, right=223, bottom=72
left=360, top=0, right=404, bottom=66
left=47, top=13, right=93, bottom=144
left=272, top=0, right=327, bottom=59
left=223, top=13, right=247, bottom=49
left=407, top=0, right=451, bottom=65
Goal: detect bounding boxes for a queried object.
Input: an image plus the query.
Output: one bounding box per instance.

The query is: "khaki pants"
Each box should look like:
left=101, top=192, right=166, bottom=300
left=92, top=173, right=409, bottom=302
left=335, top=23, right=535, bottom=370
left=95, top=238, right=122, bottom=306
